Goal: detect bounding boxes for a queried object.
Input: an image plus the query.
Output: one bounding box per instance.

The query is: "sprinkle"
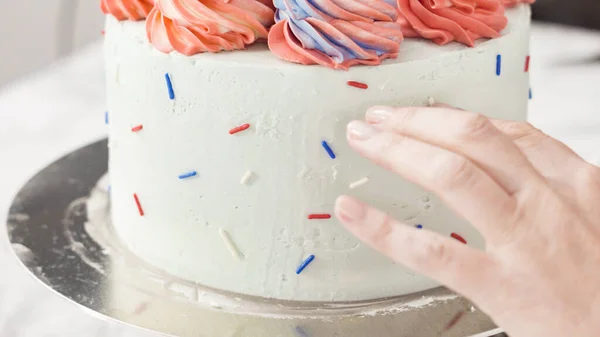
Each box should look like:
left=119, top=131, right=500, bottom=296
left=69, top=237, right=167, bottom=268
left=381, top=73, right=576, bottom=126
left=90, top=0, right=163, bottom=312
left=308, top=214, right=331, bottom=220
left=349, top=177, right=369, bottom=189
left=496, top=54, right=502, bottom=76
left=415, top=224, right=423, bottom=229
left=321, top=141, right=336, bottom=159
left=451, top=232, right=467, bottom=244
left=131, top=125, right=143, bottom=132
left=104, top=111, right=109, bottom=125
left=133, top=193, right=144, bottom=216
left=444, top=311, right=466, bottom=332
left=296, top=255, right=315, bottom=274
left=229, top=123, right=250, bottom=135
left=178, top=171, right=197, bottom=180
left=529, top=88, right=532, bottom=100
left=107, top=185, right=111, bottom=194
left=525, top=55, right=531, bottom=72
left=101, top=30, right=105, bottom=35
left=165, top=73, right=175, bottom=100
left=240, top=171, right=253, bottom=185
left=347, top=81, right=368, bottom=89
left=427, top=97, right=435, bottom=106
left=295, top=326, right=309, bottom=337
left=219, top=228, right=242, bottom=259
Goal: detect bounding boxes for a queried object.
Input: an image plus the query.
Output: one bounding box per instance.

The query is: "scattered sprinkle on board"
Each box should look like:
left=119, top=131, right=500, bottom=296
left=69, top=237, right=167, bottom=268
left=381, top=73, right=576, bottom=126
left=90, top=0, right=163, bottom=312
left=219, top=228, right=243, bottom=260
left=131, top=125, right=143, bottom=132
left=347, top=81, right=368, bottom=89
left=451, top=232, right=467, bottom=244
left=525, top=55, right=530, bottom=72
left=295, top=326, right=310, bottom=337
left=308, top=214, right=331, bottom=220
left=296, top=255, right=315, bottom=275
left=428, top=97, right=435, bottom=106
left=133, top=193, right=144, bottom=216
left=240, top=170, right=253, bottom=185
left=321, top=141, right=336, bottom=159
left=496, top=54, right=502, bottom=76
left=104, top=111, right=109, bottom=125
left=229, top=123, right=250, bottom=135
left=165, top=73, right=175, bottom=100
left=349, top=177, right=369, bottom=189
left=178, top=171, right=197, bottom=180
left=415, top=224, right=423, bottom=229
left=529, top=88, right=532, bottom=100
left=444, top=311, right=466, bottom=332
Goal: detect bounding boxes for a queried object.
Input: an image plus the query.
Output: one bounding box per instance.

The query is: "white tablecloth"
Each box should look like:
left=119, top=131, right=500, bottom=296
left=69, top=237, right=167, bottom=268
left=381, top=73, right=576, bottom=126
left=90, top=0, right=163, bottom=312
left=0, top=24, right=599, bottom=336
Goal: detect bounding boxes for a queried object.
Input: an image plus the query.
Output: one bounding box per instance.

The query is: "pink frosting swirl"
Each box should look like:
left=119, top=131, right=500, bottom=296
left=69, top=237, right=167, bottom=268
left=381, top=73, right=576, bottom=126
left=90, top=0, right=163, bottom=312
left=101, top=0, right=155, bottom=21
left=268, top=0, right=404, bottom=70
left=398, top=0, right=508, bottom=47
left=503, top=0, right=535, bottom=7
left=146, top=0, right=275, bottom=55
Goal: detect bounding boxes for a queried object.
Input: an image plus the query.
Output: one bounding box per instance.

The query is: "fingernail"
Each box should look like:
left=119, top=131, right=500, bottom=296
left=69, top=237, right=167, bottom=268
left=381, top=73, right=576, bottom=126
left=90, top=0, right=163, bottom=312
left=366, top=106, right=393, bottom=124
left=347, top=121, right=378, bottom=141
left=335, top=196, right=366, bottom=223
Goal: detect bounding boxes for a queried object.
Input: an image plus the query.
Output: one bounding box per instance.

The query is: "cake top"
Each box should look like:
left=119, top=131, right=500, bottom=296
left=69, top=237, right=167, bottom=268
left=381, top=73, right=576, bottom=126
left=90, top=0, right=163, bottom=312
left=101, top=0, right=534, bottom=68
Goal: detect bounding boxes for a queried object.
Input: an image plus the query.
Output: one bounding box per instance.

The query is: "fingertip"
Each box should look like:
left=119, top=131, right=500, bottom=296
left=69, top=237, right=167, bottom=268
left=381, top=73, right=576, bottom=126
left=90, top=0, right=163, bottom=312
left=335, top=195, right=366, bottom=225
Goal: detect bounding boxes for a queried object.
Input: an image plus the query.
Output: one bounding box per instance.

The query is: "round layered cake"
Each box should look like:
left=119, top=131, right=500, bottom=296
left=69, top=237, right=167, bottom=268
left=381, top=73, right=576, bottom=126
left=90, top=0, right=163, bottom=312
left=104, top=0, right=532, bottom=304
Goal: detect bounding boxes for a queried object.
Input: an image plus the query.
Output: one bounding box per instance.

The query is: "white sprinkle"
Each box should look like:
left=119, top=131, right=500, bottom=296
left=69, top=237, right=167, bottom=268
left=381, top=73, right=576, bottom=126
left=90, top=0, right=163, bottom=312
left=349, top=177, right=369, bottom=189
left=219, top=228, right=242, bottom=260
left=240, top=171, right=253, bottom=185
left=428, top=97, right=435, bottom=106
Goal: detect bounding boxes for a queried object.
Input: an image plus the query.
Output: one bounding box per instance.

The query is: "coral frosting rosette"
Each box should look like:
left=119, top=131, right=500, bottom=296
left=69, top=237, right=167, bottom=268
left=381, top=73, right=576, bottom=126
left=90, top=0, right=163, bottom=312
left=398, top=0, right=508, bottom=47
left=503, top=0, right=535, bottom=7
left=101, top=0, right=155, bottom=21
left=147, top=0, right=275, bottom=55
left=267, top=0, right=404, bottom=70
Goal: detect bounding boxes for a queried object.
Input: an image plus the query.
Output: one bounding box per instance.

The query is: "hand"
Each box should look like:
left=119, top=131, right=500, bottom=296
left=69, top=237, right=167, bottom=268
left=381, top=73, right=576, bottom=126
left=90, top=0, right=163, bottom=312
left=335, top=104, right=600, bottom=337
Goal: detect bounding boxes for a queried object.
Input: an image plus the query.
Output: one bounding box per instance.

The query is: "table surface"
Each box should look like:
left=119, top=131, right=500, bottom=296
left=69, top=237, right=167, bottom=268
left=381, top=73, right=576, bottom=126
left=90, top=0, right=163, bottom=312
left=1, top=24, right=599, bottom=336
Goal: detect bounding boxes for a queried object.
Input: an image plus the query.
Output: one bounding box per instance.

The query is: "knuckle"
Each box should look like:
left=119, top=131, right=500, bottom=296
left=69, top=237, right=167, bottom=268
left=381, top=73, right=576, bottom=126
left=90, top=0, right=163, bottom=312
left=456, top=113, right=494, bottom=140
left=377, top=133, right=405, bottom=171
left=370, top=215, right=395, bottom=246
left=416, top=236, right=451, bottom=266
left=431, top=153, right=475, bottom=189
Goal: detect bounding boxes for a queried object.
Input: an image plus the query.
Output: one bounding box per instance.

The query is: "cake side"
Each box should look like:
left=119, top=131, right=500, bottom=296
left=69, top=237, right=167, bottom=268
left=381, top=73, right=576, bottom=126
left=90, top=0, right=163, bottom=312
left=105, top=5, right=532, bottom=302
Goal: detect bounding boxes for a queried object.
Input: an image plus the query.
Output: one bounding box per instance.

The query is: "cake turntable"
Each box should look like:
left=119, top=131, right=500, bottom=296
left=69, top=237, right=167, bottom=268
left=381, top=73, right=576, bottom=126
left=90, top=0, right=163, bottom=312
left=5, top=139, right=507, bottom=337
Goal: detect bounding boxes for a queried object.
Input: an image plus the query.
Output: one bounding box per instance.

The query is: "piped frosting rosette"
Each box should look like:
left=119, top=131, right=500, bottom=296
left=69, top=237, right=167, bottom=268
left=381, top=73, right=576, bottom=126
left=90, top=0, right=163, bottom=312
left=146, top=0, right=275, bottom=55
left=398, top=0, right=508, bottom=47
left=267, top=0, right=404, bottom=70
left=503, top=0, right=535, bottom=7
left=101, top=0, right=155, bottom=21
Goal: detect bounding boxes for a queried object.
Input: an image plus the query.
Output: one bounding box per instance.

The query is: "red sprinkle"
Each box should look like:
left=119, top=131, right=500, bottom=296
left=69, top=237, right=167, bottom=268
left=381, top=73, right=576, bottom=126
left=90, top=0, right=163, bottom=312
left=229, top=123, right=250, bottom=135
left=308, top=214, right=331, bottom=220
left=525, top=55, right=530, bottom=72
left=101, top=30, right=105, bottom=35
left=347, top=81, right=368, bottom=89
left=131, top=125, right=143, bottom=132
left=444, top=311, right=466, bottom=332
left=451, top=233, right=467, bottom=244
left=133, top=193, right=144, bottom=216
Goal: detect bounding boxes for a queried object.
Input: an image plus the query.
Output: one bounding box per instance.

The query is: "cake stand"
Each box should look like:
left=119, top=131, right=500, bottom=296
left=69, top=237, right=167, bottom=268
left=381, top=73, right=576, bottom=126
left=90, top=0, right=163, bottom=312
left=5, top=139, right=507, bottom=337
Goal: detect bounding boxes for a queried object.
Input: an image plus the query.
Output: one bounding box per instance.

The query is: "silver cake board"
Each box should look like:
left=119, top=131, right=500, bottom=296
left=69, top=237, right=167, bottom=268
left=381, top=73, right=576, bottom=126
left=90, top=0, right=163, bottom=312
left=5, top=139, right=508, bottom=337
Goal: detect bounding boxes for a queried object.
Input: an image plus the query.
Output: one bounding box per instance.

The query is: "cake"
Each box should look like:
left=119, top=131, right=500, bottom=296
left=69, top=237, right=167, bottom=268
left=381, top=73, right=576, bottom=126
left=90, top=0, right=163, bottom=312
left=103, top=0, right=533, bottom=305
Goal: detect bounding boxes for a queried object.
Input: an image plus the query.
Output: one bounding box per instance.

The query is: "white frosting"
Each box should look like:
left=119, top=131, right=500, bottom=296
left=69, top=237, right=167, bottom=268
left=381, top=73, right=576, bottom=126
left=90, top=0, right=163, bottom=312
left=105, top=5, right=531, bottom=302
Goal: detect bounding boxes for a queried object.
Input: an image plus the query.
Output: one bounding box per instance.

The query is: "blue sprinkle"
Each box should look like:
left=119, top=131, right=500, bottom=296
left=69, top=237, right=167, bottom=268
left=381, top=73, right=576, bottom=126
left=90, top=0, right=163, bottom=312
left=296, top=255, right=315, bottom=275
left=415, top=224, right=423, bottom=229
left=496, top=54, right=502, bottom=76
left=107, top=185, right=111, bottom=194
left=529, top=88, right=532, bottom=100
left=321, top=141, right=336, bottom=159
left=165, top=73, right=175, bottom=100
left=295, top=326, right=309, bottom=337
left=104, top=111, right=109, bottom=125
left=178, top=171, right=197, bottom=180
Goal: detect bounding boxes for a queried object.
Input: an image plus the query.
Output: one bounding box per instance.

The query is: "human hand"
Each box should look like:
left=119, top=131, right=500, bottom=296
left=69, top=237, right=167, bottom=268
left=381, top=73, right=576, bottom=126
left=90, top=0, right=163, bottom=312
left=335, top=104, right=600, bottom=337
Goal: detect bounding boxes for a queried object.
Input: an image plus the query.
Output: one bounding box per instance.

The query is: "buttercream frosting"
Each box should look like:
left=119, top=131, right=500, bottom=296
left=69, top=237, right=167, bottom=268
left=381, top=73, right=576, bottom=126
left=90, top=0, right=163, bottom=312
left=101, top=0, right=155, bottom=21
left=503, top=0, right=535, bottom=7
left=267, top=0, right=404, bottom=70
left=398, top=0, right=508, bottom=47
left=146, top=0, right=275, bottom=55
